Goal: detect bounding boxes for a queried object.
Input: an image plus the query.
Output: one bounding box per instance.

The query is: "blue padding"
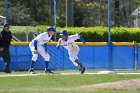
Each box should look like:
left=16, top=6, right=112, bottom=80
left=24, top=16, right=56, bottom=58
left=33, top=55, right=46, bottom=70
left=28, top=45, right=64, bottom=70
left=10, top=46, right=17, bottom=57
left=93, top=46, right=109, bottom=69
left=0, top=44, right=137, bottom=71
left=17, top=46, right=31, bottom=56
left=48, top=45, right=64, bottom=69
left=112, top=46, right=134, bottom=69
left=79, top=46, right=94, bottom=68
left=63, top=48, right=75, bottom=69
left=0, top=58, right=4, bottom=70
left=16, top=56, right=31, bottom=70
left=137, top=47, right=140, bottom=69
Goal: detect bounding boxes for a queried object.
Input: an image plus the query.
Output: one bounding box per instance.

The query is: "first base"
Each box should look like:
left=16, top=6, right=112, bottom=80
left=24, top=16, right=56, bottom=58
left=97, top=71, right=116, bottom=74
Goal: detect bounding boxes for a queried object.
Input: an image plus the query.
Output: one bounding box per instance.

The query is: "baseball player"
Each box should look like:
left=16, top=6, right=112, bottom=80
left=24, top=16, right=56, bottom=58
left=56, top=30, right=87, bottom=74
left=28, top=27, right=55, bottom=74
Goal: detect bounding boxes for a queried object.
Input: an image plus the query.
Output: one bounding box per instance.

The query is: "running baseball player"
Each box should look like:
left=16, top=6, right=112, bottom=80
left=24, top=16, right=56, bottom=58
left=56, top=30, right=87, bottom=74
left=28, top=27, right=55, bottom=74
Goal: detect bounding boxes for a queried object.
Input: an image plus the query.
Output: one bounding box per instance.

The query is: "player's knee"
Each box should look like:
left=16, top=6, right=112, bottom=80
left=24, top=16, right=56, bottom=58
left=72, top=61, right=78, bottom=66
left=69, top=57, right=76, bottom=62
left=44, top=55, right=50, bottom=61
left=32, top=54, right=38, bottom=61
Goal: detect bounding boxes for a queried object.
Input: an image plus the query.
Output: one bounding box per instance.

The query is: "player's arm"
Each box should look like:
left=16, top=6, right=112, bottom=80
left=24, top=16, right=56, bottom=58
left=78, top=34, right=87, bottom=46
left=0, top=37, right=4, bottom=51
left=70, top=34, right=87, bottom=46
left=56, top=39, right=62, bottom=49
left=34, top=40, right=38, bottom=54
left=0, top=32, right=4, bottom=50
left=43, top=43, right=48, bottom=54
left=33, top=35, right=43, bottom=54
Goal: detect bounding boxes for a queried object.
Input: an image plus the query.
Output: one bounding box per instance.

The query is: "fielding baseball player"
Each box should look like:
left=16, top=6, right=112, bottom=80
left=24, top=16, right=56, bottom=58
left=28, top=27, right=55, bottom=74
left=56, top=30, right=87, bottom=74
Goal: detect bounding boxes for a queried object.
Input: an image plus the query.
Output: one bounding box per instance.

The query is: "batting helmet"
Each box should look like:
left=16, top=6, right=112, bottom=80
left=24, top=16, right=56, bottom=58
left=47, top=27, right=55, bottom=32
left=60, top=30, right=68, bottom=36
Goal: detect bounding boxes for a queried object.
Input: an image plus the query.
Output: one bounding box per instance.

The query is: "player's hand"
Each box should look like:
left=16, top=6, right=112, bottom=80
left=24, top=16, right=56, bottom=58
left=56, top=45, right=61, bottom=50
left=34, top=50, right=38, bottom=54
left=45, top=51, right=48, bottom=55
left=0, top=47, right=4, bottom=51
left=83, top=42, right=87, bottom=46
left=50, top=40, right=54, bottom=42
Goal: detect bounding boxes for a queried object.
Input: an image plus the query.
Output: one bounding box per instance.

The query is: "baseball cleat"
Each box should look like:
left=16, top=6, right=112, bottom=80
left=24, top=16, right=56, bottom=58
left=28, top=70, right=36, bottom=74
left=4, top=70, right=11, bottom=73
left=80, top=67, right=86, bottom=74
left=44, top=69, right=54, bottom=74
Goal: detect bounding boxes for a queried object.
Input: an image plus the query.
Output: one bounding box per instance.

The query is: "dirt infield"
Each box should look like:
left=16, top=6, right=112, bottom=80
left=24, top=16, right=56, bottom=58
left=81, top=79, right=140, bottom=89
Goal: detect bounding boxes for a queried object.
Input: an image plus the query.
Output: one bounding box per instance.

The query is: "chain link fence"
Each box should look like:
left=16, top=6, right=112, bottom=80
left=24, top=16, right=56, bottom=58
left=0, top=26, right=39, bottom=42
left=0, top=15, right=5, bottom=26
left=11, top=26, right=39, bottom=42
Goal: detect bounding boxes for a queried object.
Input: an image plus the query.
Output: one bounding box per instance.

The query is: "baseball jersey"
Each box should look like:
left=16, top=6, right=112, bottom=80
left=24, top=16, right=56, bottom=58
left=29, top=32, right=51, bottom=47
left=58, top=34, right=80, bottom=52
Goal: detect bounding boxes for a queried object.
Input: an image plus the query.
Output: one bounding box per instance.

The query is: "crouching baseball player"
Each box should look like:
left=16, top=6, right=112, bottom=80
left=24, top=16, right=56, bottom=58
left=56, top=30, right=87, bottom=74
left=28, top=27, right=55, bottom=74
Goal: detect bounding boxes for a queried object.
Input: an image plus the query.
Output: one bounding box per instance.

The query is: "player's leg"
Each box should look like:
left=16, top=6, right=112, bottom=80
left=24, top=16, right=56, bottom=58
left=29, top=53, right=38, bottom=74
left=74, top=58, right=86, bottom=74
left=3, top=49, right=11, bottom=73
left=69, top=48, right=86, bottom=74
left=38, top=47, right=53, bottom=74
left=29, top=46, right=38, bottom=74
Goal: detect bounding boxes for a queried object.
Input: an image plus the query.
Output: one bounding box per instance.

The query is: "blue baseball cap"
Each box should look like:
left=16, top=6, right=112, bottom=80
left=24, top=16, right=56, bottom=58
left=60, top=30, right=68, bottom=36
left=47, top=27, right=55, bottom=32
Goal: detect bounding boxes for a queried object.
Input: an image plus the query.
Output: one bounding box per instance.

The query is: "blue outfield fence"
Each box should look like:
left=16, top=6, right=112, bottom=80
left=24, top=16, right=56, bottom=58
left=0, top=42, right=139, bottom=71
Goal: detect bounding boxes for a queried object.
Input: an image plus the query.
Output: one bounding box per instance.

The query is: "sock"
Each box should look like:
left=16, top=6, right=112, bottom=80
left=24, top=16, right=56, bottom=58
left=74, top=59, right=83, bottom=71
left=29, top=61, right=35, bottom=70
left=45, top=61, right=49, bottom=70
left=74, top=59, right=83, bottom=67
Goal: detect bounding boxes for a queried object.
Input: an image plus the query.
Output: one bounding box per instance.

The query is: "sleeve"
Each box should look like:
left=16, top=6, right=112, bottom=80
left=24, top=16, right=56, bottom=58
left=0, top=36, right=2, bottom=47
left=43, top=43, right=48, bottom=51
left=56, top=38, right=62, bottom=49
left=70, top=34, right=86, bottom=43
left=0, top=31, right=2, bottom=38
left=0, top=32, right=4, bottom=48
left=70, top=34, right=80, bottom=41
left=34, top=40, right=38, bottom=50
left=35, top=36, right=43, bottom=42
left=10, top=32, right=13, bottom=41
left=35, top=33, right=45, bottom=42
left=79, top=35, right=86, bottom=43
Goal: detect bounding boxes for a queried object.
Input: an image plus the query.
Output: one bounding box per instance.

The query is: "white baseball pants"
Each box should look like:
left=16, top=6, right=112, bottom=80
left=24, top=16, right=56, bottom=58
left=29, top=46, right=50, bottom=62
left=68, top=47, right=80, bottom=66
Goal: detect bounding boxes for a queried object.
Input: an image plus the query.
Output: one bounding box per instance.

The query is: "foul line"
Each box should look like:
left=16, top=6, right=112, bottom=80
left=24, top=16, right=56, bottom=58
left=0, top=72, right=140, bottom=77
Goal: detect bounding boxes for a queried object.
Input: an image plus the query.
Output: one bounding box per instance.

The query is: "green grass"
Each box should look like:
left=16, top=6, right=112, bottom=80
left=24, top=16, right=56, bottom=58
left=0, top=73, right=140, bottom=93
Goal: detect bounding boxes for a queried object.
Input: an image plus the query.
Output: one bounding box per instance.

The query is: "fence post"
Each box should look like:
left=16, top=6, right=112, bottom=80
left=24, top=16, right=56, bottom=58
left=108, top=42, right=113, bottom=70
left=5, top=0, right=8, bottom=24
left=54, top=0, right=57, bottom=41
left=107, top=0, right=112, bottom=70
left=134, top=41, right=138, bottom=71
left=26, top=27, right=29, bottom=42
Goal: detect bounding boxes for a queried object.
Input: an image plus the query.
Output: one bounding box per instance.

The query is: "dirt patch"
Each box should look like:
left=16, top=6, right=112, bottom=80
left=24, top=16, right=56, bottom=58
left=81, top=79, right=140, bottom=89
